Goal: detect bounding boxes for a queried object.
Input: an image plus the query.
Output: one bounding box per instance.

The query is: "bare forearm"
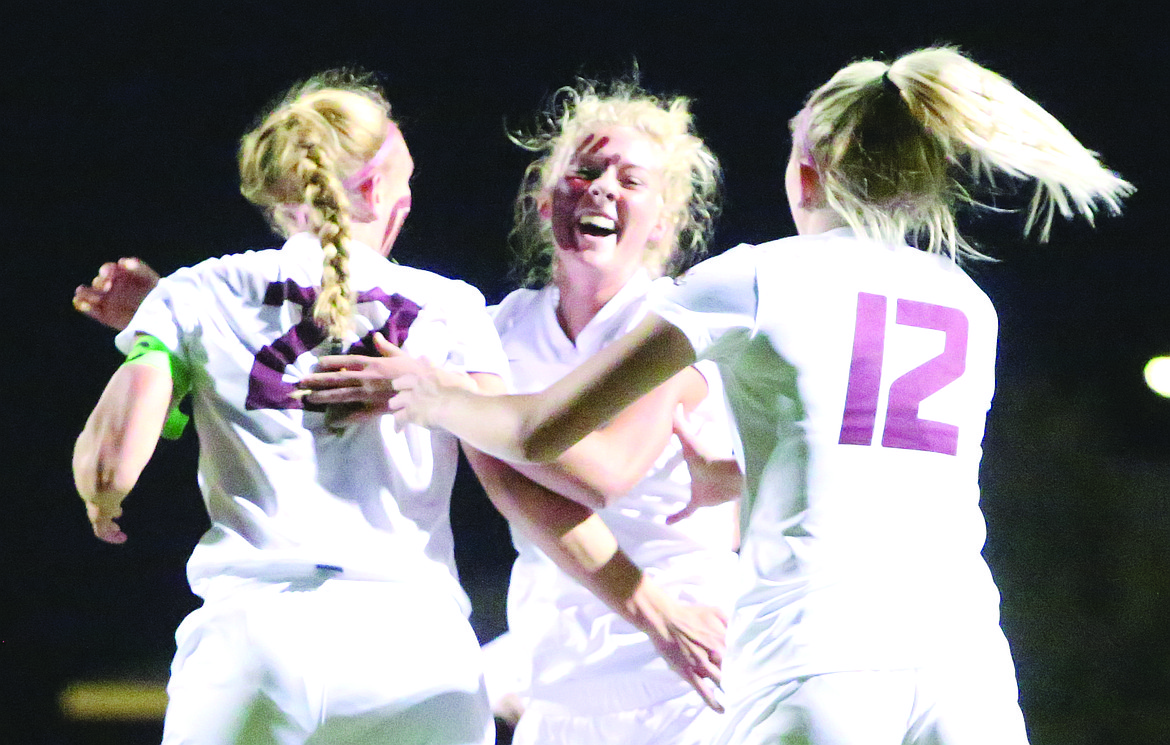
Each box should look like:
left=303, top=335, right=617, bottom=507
left=465, top=446, right=647, bottom=619
left=522, top=316, right=697, bottom=461
left=510, top=460, right=610, bottom=510
left=392, top=315, right=698, bottom=463
left=464, top=445, right=728, bottom=709
left=74, top=364, right=171, bottom=543
left=75, top=366, right=169, bottom=496
left=513, top=366, right=707, bottom=508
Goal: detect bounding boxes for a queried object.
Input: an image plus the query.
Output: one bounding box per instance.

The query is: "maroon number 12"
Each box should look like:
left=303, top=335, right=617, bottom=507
left=838, top=292, right=968, bottom=456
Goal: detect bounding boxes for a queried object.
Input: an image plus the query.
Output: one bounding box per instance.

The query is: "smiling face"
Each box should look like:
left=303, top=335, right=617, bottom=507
left=546, top=126, right=667, bottom=282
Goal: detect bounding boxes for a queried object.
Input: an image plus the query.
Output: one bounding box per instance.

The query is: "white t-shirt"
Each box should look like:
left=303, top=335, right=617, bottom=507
left=492, top=270, right=739, bottom=708
left=116, top=234, right=509, bottom=615
left=650, top=228, right=1005, bottom=689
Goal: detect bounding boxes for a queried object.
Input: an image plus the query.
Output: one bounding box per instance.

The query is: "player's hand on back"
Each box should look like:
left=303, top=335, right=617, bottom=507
left=298, top=333, right=477, bottom=426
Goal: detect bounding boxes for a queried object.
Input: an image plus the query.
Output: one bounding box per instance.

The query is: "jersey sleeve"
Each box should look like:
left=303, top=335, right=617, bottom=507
left=647, top=244, right=760, bottom=362
left=412, top=281, right=510, bottom=382
left=112, top=265, right=212, bottom=438
left=113, top=263, right=210, bottom=358
left=688, top=358, right=739, bottom=461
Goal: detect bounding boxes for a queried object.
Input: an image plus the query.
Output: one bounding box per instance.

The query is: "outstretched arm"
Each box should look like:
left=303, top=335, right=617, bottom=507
left=464, top=445, right=725, bottom=710
left=387, top=314, right=698, bottom=464
left=296, top=333, right=500, bottom=426
left=73, top=360, right=172, bottom=543
left=73, top=258, right=160, bottom=330
left=510, top=366, right=707, bottom=509
left=300, top=327, right=708, bottom=508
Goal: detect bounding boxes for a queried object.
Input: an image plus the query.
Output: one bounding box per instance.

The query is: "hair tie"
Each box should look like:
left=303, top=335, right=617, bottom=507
left=342, top=121, right=402, bottom=190
left=881, top=69, right=901, bottom=96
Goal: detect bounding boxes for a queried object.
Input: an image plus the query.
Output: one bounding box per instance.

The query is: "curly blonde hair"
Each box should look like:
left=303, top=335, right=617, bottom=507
left=509, top=78, right=722, bottom=288
left=238, top=69, right=397, bottom=341
left=793, top=47, right=1133, bottom=260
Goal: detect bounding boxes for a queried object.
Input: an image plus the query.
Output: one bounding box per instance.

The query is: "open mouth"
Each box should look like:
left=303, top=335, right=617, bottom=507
left=578, top=214, right=617, bottom=237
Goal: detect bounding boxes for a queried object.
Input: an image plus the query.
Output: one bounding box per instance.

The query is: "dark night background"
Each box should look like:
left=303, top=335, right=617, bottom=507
left=4, top=2, right=1168, bottom=743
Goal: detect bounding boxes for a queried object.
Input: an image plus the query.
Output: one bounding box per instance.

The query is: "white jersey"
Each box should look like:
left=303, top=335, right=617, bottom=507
left=650, top=228, right=1004, bottom=691
left=115, top=233, right=509, bottom=614
left=493, top=270, right=739, bottom=709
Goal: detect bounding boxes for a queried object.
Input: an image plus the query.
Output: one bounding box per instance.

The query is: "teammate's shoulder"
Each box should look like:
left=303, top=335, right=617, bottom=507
left=490, top=286, right=546, bottom=331
left=677, top=235, right=813, bottom=280
left=164, top=244, right=285, bottom=287
left=385, top=262, right=490, bottom=306
left=905, top=246, right=989, bottom=289
left=493, top=286, right=543, bottom=315
left=208, top=245, right=285, bottom=271
left=707, top=233, right=826, bottom=264
left=757, top=231, right=854, bottom=260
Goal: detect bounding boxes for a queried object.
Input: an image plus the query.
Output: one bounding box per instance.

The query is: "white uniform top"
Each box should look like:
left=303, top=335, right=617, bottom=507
left=493, top=270, right=739, bottom=708
left=115, top=234, right=509, bottom=615
left=650, top=228, right=1004, bottom=692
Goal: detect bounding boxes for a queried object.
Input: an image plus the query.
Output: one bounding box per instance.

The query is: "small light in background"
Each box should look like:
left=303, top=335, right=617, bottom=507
left=1144, top=356, right=1170, bottom=398
left=59, top=680, right=168, bottom=721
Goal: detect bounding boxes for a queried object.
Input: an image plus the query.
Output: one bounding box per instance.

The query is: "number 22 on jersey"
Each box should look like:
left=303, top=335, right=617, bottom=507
left=838, top=292, right=968, bottom=456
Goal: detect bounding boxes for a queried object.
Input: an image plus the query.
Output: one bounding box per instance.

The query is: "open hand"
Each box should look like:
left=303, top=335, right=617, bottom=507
left=299, top=334, right=476, bottom=428
left=298, top=333, right=423, bottom=411
left=74, top=257, right=160, bottom=330
left=667, top=405, right=744, bottom=524
left=645, top=598, right=727, bottom=711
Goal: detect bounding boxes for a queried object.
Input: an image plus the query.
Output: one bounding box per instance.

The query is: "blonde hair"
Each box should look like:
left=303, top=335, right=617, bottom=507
left=509, top=78, right=721, bottom=288
left=238, top=69, right=396, bottom=341
left=793, top=46, right=1133, bottom=260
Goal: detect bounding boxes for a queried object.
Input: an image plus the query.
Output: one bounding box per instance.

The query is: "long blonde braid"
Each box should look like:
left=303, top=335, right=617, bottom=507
left=238, top=70, right=393, bottom=342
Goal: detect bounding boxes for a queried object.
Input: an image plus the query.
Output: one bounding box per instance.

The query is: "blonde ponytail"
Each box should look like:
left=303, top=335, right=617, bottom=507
left=796, top=47, right=1133, bottom=259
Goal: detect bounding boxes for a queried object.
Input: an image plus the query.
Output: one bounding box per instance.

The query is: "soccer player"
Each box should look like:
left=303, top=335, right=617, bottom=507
left=74, top=69, right=509, bottom=745
left=474, top=81, right=739, bottom=743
